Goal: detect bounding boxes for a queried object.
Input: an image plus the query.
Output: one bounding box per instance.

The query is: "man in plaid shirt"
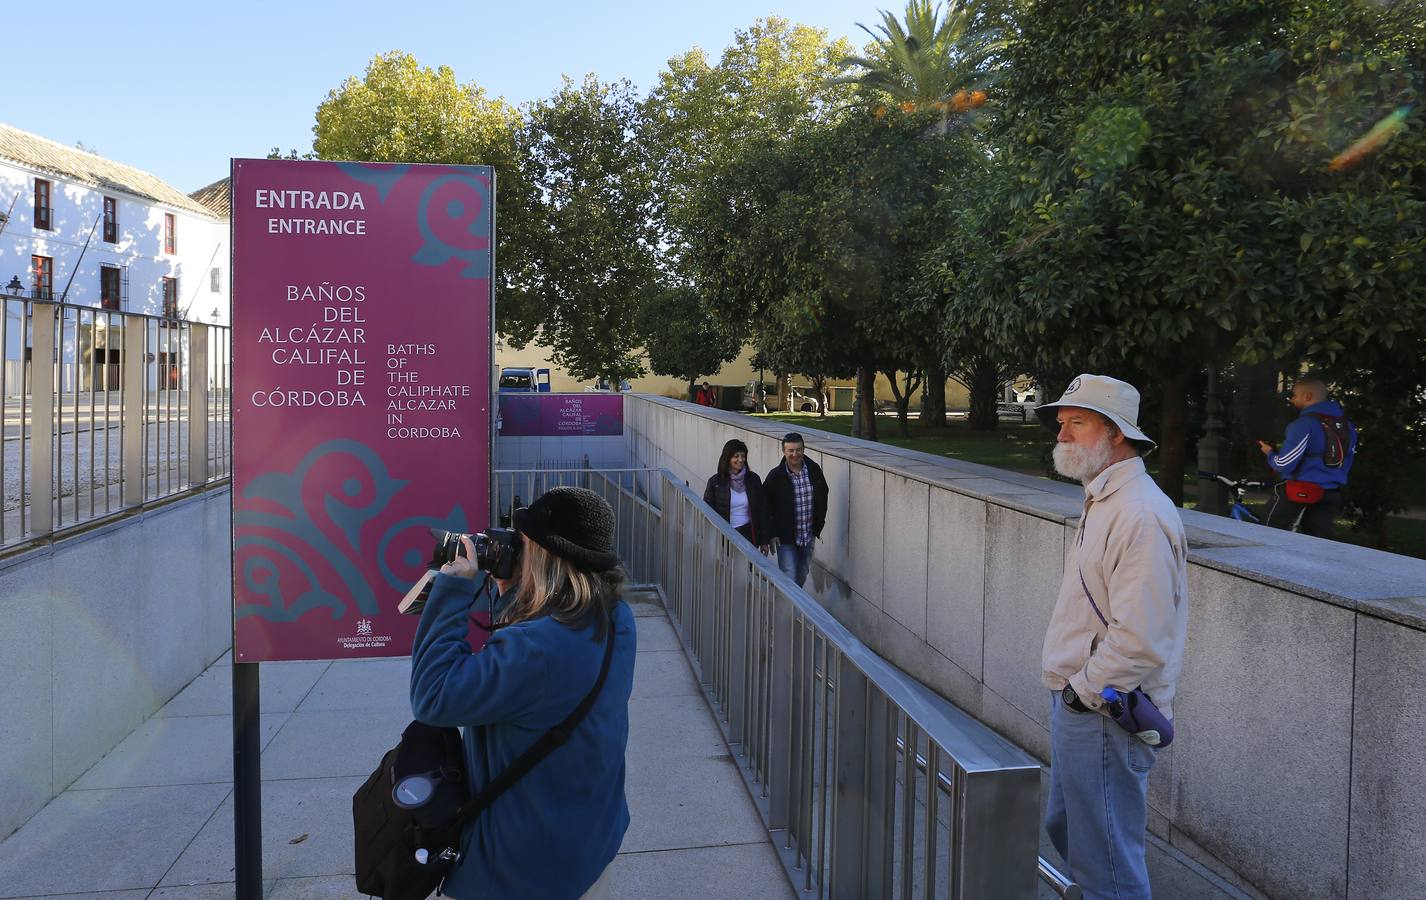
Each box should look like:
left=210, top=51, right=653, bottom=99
left=762, top=433, right=829, bottom=587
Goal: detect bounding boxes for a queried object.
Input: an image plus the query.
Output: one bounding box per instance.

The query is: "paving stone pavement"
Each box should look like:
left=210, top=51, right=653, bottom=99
left=0, top=600, right=795, bottom=900
left=0, top=589, right=1250, bottom=900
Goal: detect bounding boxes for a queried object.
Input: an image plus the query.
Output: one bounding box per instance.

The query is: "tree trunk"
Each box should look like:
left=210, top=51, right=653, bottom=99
left=811, top=375, right=828, bottom=417
left=966, top=357, right=1002, bottom=431
left=1157, top=369, right=1191, bottom=506
left=923, top=361, right=948, bottom=427
left=775, top=372, right=789, bottom=413
left=688, top=376, right=698, bottom=403
left=856, top=366, right=878, bottom=442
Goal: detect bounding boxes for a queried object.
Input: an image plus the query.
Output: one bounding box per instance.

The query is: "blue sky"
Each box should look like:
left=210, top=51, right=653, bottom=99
left=11, top=0, right=878, bottom=192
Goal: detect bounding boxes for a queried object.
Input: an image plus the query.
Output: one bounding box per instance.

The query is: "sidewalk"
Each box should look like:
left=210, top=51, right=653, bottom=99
left=0, top=592, right=794, bottom=899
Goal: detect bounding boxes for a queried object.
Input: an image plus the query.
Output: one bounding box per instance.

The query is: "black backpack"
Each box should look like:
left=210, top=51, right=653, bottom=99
left=1310, top=413, right=1351, bottom=469
left=354, top=623, right=614, bottom=899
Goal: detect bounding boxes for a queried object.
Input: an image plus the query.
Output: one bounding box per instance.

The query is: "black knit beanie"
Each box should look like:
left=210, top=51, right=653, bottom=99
left=512, top=487, right=620, bottom=571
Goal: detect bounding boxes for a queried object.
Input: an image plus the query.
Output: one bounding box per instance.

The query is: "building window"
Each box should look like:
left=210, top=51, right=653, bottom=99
left=103, top=196, right=118, bottom=243
left=32, top=255, right=54, bottom=299
left=163, top=213, right=176, bottom=254
left=210, top=267, right=221, bottom=293
left=34, top=179, right=52, bottom=230
left=100, top=265, right=122, bottom=310
left=162, top=276, right=178, bottom=319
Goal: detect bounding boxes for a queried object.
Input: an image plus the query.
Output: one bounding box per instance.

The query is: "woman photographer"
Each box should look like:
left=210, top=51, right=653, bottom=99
left=410, top=487, right=636, bottom=899
left=702, top=438, right=771, bottom=550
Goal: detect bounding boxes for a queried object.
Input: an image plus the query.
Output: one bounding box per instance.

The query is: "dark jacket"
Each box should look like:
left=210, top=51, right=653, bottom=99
left=1267, top=399, right=1357, bottom=490
left=702, top=471, right=771, bottom=544
left=762, top=457, right=829, bottom=545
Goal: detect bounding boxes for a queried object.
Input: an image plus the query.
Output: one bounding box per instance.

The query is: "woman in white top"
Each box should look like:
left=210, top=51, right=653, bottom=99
left=701, top=439, right=771, bottom=550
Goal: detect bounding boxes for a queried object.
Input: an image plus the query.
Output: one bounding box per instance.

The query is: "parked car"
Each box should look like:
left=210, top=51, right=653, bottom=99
left=789, top=387, right=823, bottom=413
left=499, top=367, right=551, bottom=392
left=741, top=381, right=777, bottom=412
left=996, top=401, right=1032, bottom=423
left=997, top=386, right=1041, bottom=423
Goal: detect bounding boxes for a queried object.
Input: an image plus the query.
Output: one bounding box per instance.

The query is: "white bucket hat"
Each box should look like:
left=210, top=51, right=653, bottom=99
left=1035, top=374, right=1156, bottom=449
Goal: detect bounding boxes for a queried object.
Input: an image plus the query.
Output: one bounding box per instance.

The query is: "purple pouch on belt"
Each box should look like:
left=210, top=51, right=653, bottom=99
left=1101, top=688, right=1174, bottom=748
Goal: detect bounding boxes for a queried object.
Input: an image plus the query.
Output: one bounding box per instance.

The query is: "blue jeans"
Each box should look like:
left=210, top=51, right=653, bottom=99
left=776, top=542, right=812, bottom=587
left=1045, top=692, right=1157, bottom=900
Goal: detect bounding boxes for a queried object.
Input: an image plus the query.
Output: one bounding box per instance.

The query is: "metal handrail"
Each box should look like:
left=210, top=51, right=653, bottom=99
left=652, top=468, right=1046, bottom=898
left=2, top=297, right=230, bottom=551
left=495, top=466, right=1050, bottom=898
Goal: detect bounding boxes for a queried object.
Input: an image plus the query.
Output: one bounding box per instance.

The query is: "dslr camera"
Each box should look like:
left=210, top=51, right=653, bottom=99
left=430, top=527, right=522, bottom=580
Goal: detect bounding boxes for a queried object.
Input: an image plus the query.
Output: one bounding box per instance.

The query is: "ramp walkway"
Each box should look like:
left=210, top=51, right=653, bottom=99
left=0, top=591, right=795, bottom=899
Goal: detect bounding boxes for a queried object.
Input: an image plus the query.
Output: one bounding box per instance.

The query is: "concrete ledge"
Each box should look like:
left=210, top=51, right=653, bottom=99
left=625, top=395, right=1426, bottom=899
left=0, top=487, right=232, bottom=839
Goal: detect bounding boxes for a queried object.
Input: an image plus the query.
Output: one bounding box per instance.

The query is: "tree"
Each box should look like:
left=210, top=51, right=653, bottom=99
left=835, top=0, right=1010, bottom=428
left=313, top=51, right=520, bottom=166
left=835, top=0, right=1006, bottom=107
left=644, top=19, right=856, bottom=374
left=504, top=75, right=658, bottom=385
left=950, top=0, right=1426, bottom=505
left=637, top=285, right=742, bottom=397
left=310, top=51, right=532, bottom=316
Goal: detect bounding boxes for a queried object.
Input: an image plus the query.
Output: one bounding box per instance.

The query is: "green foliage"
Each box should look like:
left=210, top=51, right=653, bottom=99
left=313, top=51, right=519, bottom=167
left=637, top=285, right=742, bottom=385
left=835, top=0, right=1008, bottom=104
left=504, top=75, right=657, bottom=384
left=310, top=50, right=533, bottom=321
left=938, top=0, right=1426, bottom=506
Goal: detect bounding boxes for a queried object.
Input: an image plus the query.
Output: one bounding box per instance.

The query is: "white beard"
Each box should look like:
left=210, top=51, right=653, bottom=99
left=1053, top=433, right=1117, bottom=483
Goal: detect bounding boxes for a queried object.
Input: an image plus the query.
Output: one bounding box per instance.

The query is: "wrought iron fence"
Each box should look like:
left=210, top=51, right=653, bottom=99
left=498, top=467, right=1062, bottom=899
left=1, top=298, right=231, bottom=550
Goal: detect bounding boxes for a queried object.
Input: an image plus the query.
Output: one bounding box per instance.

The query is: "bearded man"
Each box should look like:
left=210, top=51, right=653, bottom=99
left=1035, top=374, right=1190, bottom=900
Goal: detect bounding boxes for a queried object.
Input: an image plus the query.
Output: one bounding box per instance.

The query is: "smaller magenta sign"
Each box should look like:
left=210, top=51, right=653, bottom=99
left=499, top=394, right=623, bottom=436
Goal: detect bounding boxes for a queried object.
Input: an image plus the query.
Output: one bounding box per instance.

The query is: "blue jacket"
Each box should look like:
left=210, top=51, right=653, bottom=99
left=410, top=572, right=636, bottom=899
left=1267, top=400, right=1357, bottom=490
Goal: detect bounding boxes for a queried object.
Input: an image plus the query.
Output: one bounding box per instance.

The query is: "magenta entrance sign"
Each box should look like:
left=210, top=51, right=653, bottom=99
left=230, top=159, right=493, bottom=662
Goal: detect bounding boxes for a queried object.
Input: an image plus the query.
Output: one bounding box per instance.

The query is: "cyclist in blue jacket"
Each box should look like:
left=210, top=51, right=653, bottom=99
left=1257, top=378, right=1357, bottom=538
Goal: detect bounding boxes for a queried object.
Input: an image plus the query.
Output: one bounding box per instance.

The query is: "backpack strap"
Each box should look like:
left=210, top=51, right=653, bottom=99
left=446, top=617, right=617, bottom=828
left=1308, top=413, right=1347, bottom=468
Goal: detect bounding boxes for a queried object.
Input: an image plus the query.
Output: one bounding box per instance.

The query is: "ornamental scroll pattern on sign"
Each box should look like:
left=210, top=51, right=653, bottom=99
left=234, top=438, right=469, bottom=622
left=337, top=164, right=492, bottom=281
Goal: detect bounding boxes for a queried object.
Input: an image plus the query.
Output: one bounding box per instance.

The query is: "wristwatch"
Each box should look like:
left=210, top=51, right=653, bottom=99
left=1061, top=684, right=1090, bottom=713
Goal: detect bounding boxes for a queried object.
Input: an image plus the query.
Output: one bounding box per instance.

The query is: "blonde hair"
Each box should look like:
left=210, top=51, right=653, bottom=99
left=501, top=538, right=623, bottom=639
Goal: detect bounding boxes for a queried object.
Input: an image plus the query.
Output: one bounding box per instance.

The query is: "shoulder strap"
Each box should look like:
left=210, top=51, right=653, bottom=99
left=1076, top=511, right=1110, bottom=628
left=446, top=618, right=616, bottom=828
left=1308, top=413, right=1347, bottom=468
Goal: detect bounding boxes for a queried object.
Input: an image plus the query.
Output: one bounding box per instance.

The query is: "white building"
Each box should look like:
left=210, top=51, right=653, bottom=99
left=0, top=123, right=228, bottom=321
left=0, top=123, right=229, bottom=393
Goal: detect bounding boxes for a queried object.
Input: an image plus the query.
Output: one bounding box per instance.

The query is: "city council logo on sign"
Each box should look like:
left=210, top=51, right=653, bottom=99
left=356, top=618, right=373, bottom=636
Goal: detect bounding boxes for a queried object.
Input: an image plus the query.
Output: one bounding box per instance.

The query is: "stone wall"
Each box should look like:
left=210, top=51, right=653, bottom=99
left=0, top=488, right=232, bottom=839
left=624, top=394, right=1426, bottom=900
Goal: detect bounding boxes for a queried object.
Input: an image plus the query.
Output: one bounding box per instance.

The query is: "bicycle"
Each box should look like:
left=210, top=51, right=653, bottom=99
left=1198, top=471, right=1305, bottom=532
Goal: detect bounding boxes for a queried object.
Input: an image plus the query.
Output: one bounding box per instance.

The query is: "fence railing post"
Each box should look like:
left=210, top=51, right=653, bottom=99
left=188, top=323, right=209, bottom=488
left=29, top=303, right=56, bottom=536
left=121, top=316, right=147, bottom=507
left=862, top=687, right=893, bottom=898
left=956, top=767, right=1042, bottom=898
left=831, top=652, right=870, bottom=900
left=767, top=590, right=794, bottom=830
left=726, top=553, right=750, bottom=744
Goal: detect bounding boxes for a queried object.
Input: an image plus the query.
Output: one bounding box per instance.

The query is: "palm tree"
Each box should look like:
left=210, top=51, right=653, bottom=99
left=834, top=0, right=1007, bottom=107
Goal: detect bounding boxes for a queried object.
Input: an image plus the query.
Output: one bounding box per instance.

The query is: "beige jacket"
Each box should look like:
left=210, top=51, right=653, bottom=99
left=1041, top=457, right=1189, bottom=719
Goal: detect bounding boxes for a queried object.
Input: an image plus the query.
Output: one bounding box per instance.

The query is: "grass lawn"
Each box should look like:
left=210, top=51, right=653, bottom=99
left=753, top=411, right=1051, bottom=473
left=753, top=411, right=1425, bottom=560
